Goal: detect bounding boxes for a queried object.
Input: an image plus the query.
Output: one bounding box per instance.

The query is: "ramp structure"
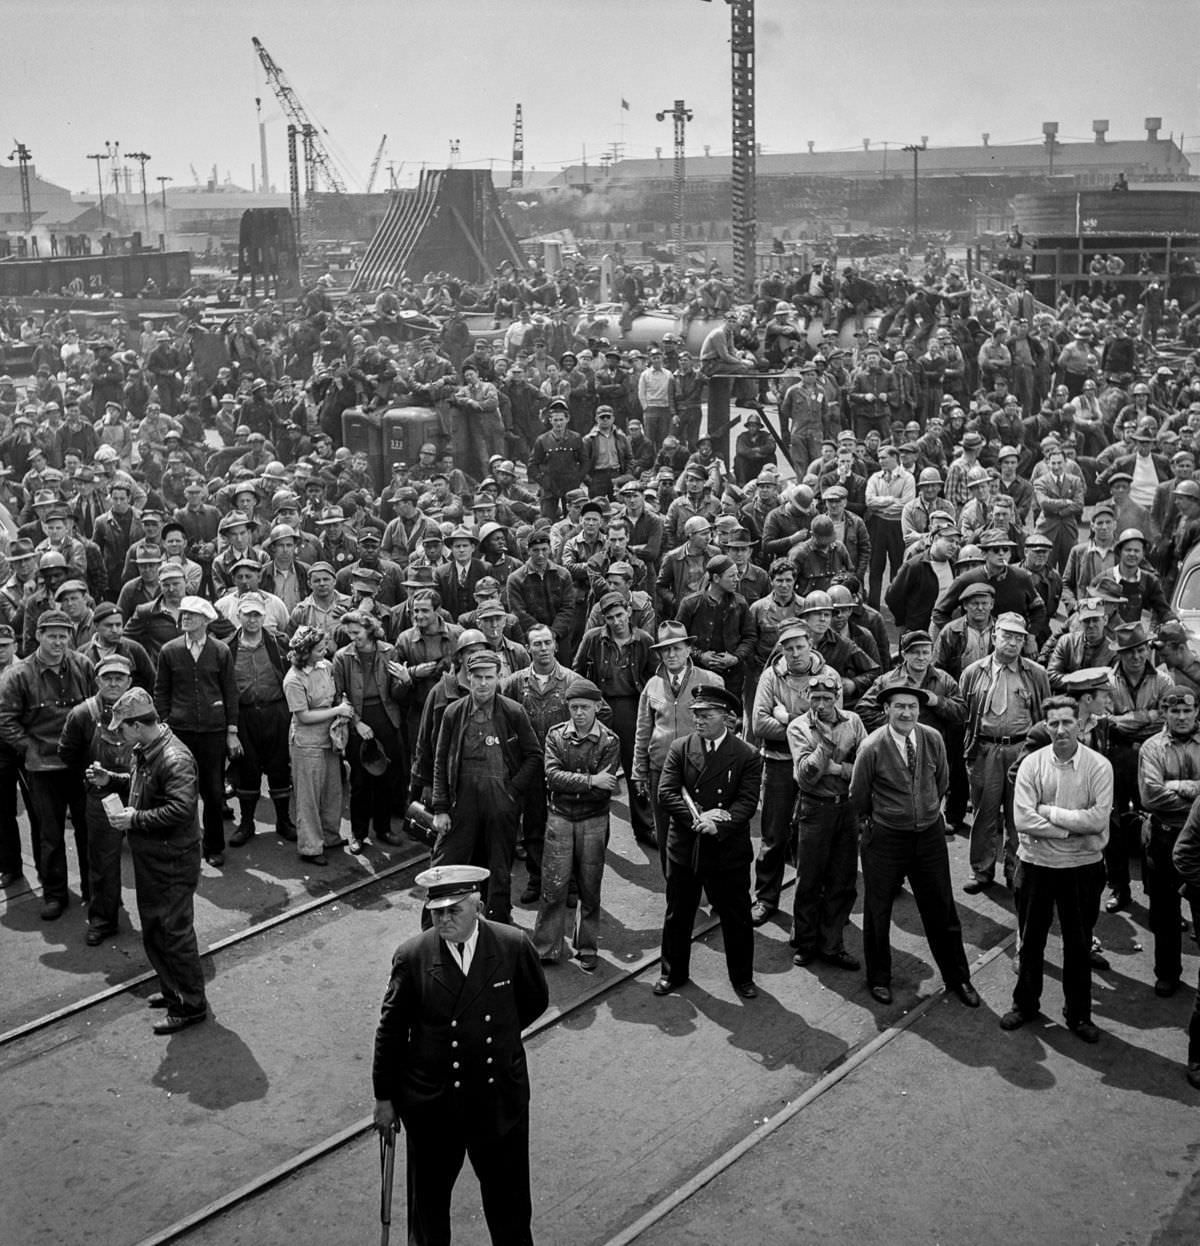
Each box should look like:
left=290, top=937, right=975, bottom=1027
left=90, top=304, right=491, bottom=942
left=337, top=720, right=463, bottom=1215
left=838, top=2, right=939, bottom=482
left=350, top=168, right=524, bottom=292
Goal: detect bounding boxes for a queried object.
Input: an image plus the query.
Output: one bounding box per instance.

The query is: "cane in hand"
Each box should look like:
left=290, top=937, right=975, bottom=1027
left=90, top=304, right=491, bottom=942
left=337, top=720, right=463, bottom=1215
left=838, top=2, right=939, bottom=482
left=378, top=1122, right=398, bottom=1246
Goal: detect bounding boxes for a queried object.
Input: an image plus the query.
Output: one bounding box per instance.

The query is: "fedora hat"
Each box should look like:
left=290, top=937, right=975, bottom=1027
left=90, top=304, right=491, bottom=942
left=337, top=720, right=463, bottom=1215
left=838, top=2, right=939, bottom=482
left=651, top=621, right=695, bottom=649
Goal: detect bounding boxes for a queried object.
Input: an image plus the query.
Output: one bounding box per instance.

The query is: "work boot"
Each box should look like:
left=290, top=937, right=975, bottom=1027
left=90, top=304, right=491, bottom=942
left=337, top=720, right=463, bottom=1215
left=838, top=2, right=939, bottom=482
left=273, top=797, right=298, bottom=842
left=229, top=799, right=258, bottom=847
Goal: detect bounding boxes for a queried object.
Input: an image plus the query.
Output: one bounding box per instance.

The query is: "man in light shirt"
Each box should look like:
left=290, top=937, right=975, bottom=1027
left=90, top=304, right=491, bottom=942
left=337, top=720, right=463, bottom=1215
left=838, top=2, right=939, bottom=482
left=1005, top=696, right=1114, bottom=1042
left=637, top=348, right=673, bottom=447
left=863, top=445, right=914, bottom=610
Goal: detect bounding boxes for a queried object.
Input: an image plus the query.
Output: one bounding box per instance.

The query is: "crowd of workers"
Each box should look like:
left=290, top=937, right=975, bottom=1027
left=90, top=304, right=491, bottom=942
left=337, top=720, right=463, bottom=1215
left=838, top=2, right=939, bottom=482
left=1, top=250, right=1200, bottom=1086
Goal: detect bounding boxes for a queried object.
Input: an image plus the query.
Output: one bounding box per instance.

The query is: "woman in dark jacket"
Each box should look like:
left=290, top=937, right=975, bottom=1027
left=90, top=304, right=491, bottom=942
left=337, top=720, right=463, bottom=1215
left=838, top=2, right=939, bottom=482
left=332, top=610, right=408, bottom=851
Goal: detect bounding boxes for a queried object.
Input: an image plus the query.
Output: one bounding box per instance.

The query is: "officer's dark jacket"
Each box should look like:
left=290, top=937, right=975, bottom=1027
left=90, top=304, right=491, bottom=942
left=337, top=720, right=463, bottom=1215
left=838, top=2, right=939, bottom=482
left=372, top=919, right=549, bottom=1134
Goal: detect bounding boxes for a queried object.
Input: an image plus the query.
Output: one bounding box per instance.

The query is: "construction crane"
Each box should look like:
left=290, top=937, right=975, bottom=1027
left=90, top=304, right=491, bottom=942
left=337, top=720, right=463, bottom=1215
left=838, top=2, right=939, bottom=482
left=252, top=35, right=347, bottom=194
left=366, top=134, right=387, bottom=194
left=511, top=104, right=525, bottom=189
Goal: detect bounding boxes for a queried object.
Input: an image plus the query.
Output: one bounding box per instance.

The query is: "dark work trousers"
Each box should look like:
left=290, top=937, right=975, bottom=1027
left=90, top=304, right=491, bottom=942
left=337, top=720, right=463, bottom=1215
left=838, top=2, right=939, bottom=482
left=405, top=1109, right=533, bottom=1246
left=968, top=739, right=1023, bottom=886
left=1188, top=970, right=1200, bottom=1065
left=860, top=819, right=971, bottom=990
left=1012, top=858, right=1105, bottom=1025
left=792, top=795, right=859, bottom=957
left=540, top=494, right=567, bottom=521
left=589, top=467, right=620, bottom=499
left=643, top=405, right=672, bottom=447
left=647, top=768, right=669, bottom=875
left=129, top=830, right=207, bottom=1017
left=227, top=701, right=292, bottom=807
left=346, top=702, right=404, bottom=840
left=85, top=795, right=124, bottom=932
left=26, top=769, right=89, bottom=905
left=944, top=726, right=969, bottom=826
left=436, top=775, right=520, bottom=922
left=753, top=757, right=797, bottom=910
left=675, top=407, right=702, bottom=449
left=0, top=752, right=29, bottom=877
left=865, top=516, right=903, bottom=609
left=521, top=768, right=547, bottom=892
left=660, top=848, right=754, bottom=986
left=173, top=730, right=228, bottom=857
left=1145, top=820, right=1200, bottom=985
left=608, top=696, right=654, bottom=844
left=1104, top=742, right=1142, bottom=898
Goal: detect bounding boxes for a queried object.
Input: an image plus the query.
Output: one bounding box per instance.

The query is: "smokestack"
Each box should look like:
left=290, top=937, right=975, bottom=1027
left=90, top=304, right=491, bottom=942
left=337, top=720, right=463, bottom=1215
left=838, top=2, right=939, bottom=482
left=862, top=138, right=870, bottom=151
left=1146, top=116, right=1162, bottom=140
left=251, top=164, right=257, bottom=192
left=259, top=120, right=271, bottom=192
left=981, top=133, right=989, bottom=147
left=1092, top=120, right=1109, bottom=144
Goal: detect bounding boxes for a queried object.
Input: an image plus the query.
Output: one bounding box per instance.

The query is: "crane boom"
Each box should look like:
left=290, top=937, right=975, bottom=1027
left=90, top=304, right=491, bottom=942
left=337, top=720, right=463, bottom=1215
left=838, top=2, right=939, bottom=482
left=366, top=134, right=387, bottom=194
left=252, top=35, right=347, bottom=194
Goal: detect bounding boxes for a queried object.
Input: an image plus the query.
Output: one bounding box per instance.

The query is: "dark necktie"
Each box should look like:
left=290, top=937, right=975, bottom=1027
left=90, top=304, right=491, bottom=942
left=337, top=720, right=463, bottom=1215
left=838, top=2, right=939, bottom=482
left=905, top=735, right=917, bottom=780
left=670, top=676, right=681, bottom=698
left=455, top=942, right=465, bottom=955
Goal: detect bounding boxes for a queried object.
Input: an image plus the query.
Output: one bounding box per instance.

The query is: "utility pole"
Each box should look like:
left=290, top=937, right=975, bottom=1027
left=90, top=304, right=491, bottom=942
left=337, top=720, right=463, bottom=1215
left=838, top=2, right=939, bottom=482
left=902, top=140, right=926, bottom=249
left=106, top=140, right=121, bottom=203
left=155, top=175, right=171, bottom=249
left=10, top=142, right=33, bottom=231
left=449, top=138, right=461, bottom=168
left=511, top=104, right=525, bottom=188
left=656, top=99, right=693, bottom=260
left=87, top=151, right=107, bottom=227
left=127, top=151, right=152, bottom=239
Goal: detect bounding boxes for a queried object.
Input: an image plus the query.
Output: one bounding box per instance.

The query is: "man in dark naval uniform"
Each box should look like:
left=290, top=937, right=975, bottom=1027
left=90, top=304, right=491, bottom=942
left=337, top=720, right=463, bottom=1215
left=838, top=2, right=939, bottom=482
left=653, top=684, right=763, bottom=999
left=373, top=864, right=549, bottom=1246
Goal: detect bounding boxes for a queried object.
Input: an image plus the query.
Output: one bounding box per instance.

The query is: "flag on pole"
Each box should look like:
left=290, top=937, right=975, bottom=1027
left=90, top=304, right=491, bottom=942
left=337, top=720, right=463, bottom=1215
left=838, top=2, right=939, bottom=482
left=621, top=98, right=630, bottom=111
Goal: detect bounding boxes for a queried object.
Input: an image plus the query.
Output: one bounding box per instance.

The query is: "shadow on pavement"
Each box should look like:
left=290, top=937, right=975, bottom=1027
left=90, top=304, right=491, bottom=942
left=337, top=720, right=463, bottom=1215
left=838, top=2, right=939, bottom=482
left=151, top=1015, right=270, bottom=1109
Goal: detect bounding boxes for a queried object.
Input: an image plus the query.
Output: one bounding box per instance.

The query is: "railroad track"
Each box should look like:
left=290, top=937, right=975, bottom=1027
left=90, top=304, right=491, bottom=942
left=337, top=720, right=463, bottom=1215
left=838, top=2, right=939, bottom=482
left=130, top=875, right=804, bottom=1246
left=138, top=893, right=1015, bottom=1246
left=0, top=844, right=431, bottom=1049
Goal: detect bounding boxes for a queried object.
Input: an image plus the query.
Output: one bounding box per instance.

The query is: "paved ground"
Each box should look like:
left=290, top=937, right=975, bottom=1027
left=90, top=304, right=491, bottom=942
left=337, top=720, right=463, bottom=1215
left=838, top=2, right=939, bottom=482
left=138, top=841, right=1200, bottom=1246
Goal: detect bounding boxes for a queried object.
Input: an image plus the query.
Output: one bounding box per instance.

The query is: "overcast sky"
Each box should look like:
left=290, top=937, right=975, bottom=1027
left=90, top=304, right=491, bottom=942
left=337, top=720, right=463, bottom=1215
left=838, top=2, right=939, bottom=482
left=12, top=0, right=1200, bottom=195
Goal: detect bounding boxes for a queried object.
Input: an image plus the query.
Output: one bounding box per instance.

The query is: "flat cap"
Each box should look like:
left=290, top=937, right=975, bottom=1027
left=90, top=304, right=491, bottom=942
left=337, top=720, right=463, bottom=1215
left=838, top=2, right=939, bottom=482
left=109, top=686, right=157, bottom=728
left=179, top=595, right=218, bottom=621
left=1058, top=667, right=1112, bottom=694
left=995, top=610, right=1028, bottom=636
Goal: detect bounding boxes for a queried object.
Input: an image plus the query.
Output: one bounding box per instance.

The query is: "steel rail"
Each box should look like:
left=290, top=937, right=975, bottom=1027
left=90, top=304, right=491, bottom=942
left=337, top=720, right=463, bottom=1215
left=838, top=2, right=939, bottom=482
left=0, top=847, right=429, bottom=1049
left=600, top=933, right=1018, bottom=1245
left=130, top=882, right=799, bottom=1246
